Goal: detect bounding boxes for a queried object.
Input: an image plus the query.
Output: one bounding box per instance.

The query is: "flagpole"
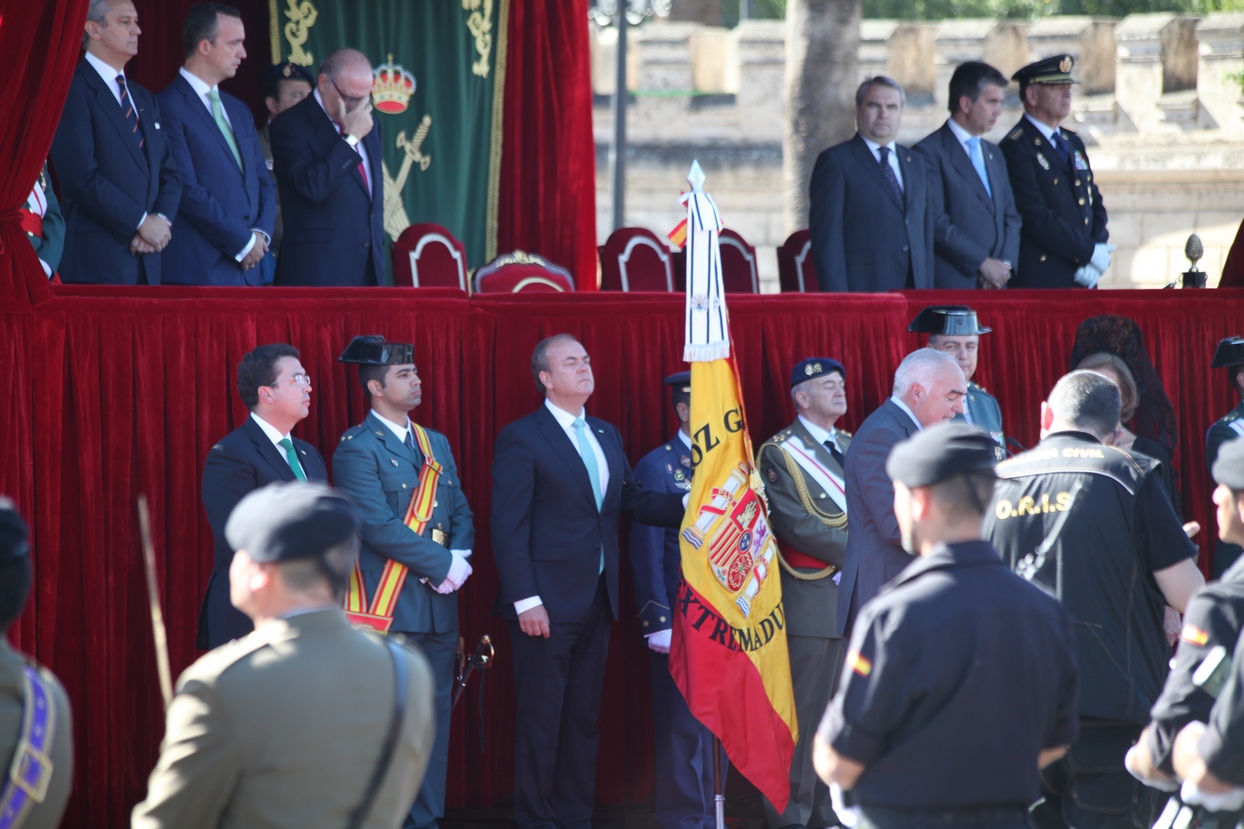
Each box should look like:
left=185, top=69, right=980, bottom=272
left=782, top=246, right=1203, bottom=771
left=713, top=735, right=725, bottom=829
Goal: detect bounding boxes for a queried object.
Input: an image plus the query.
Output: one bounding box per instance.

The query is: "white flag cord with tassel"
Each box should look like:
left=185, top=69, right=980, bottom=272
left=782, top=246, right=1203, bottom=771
left=682, top=160, right=730, bottom=363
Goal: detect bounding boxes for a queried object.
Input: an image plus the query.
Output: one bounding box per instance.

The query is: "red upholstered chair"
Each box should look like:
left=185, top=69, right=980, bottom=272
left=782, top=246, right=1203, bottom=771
left=776, top=229, right=818, bottom=293
left=718, top=228, right=760, bottom=293
left=598, top=227, right=675, bottom=291
left=391, top=223, right=470, bottom=291
left=473, top=251, right=575, bottom=293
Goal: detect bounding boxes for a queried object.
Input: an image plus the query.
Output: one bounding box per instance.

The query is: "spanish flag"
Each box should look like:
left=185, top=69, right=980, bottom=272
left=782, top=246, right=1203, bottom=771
left=668, top=162, right=797, bottom=811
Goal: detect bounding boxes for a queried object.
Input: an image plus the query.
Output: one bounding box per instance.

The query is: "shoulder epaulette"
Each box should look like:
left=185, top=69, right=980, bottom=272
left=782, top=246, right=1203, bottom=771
left=339, top=423, right=369, bottom=442
left=1061, top=125, right=1078, bottom=136
left=837, top=428, right=853, bottom=438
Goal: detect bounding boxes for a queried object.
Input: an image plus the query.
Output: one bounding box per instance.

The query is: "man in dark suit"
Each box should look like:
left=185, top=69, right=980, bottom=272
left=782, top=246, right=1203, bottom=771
left=159, top=4, right=275, bottom=287
left=270, top=48, right=386, bottom=287
left=915, top=62, right=1021, bottom=290
left=630, top=371, right=719, bottom=829
left=757, top=358, right=851, bottom=829
left=1001, top=55, right=1110, bottom=289
left=51, top=0, right=181, bottom=285
left=491, top=334, right=686, bottom=829
left=836, top=349, right=966, bottom=637
left=198, top=343, right=327, bottom=649
left=809, top=76, right=934, bottom=292
left=333, top=336, right=475, bottom=829
left=257, top=62, right=314, bottom=258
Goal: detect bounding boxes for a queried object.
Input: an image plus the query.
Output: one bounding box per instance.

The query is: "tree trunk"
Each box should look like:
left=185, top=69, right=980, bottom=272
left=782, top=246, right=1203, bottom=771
left=783, top=0, right=861, bottom=235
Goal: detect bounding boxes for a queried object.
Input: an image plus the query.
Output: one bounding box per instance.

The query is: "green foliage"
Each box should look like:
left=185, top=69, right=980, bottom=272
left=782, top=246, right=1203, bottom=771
left=862, top=0, right=1244, bottom=18
left=722, top=0, right=787, bottom=27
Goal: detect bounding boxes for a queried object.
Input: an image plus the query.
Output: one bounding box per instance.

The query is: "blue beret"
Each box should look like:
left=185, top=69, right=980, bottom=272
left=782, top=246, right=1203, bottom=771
left=790, top=358, right=845, bottom=388
left=1214, top=438, right=1244, bottom=490
left=664, top=371, right=691, bottom=393
left=225, top=482, right=358, bottom=563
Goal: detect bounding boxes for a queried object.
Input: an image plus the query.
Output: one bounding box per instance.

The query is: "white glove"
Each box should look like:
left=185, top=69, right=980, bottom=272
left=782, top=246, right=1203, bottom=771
left=830, top=783, right=858, bottom=828
left=1124, top=745, right=1179, bottom=791
left=646, top=629, right=672, bottom=653
left=434, top=551, right=472, bottom=594
left=1073, top=264, right=1102, bottom=289
left=1090, top=243, right=1115, bottom=274
left=1180, top=778, right=1244, bottom=812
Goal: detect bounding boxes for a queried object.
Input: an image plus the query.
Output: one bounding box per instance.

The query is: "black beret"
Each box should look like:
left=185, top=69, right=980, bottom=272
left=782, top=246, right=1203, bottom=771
left=338, top=335, right=415, bottom=366
left=886, top=423, right=999, bottom=488
left=790, top=358, right=845, bottom=388
left=225, top=482, right=359, bottom=563
left=908, top=306, right=991, bottom=336
left=1212, top=337, right=1244, bottom=369
left=0, top=497, right=29, bottom=563
left=1213, top=438, right=1244, bottom=490
left=1012, top=54, right=1077, bottom=87
left=261, top=61, right=315, bottom=99
left=664, top=371, right=691, bottom=394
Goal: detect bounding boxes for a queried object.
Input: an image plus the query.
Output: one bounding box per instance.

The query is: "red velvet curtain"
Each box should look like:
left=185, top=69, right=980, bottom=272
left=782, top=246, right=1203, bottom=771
left=496, top=0, right=599, bottom=289
left=3, top=285, right=1242, bottom=826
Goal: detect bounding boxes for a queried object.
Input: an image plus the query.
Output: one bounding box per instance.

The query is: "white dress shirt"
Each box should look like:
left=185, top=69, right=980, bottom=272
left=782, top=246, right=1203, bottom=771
left=85, top=51, right=158, bottom=231
left=1025, top=113, right=1063, bottom=145
left=797, top=415, right=845, bottom=456
left=860, top=135, right=904, bottom=190
left=889, top=396, right=923, bottom=432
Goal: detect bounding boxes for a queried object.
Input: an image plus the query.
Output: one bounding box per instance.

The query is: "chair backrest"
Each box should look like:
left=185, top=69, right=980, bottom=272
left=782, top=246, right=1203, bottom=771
left=474, top=251, right=575, bottom=294
left=598, top=227, right=675, bottom=291
left=776, top=229, right=817, bottom=293
left=391, top=223, right=469, bottom=291
left=718, top=228, right=759, bottom=294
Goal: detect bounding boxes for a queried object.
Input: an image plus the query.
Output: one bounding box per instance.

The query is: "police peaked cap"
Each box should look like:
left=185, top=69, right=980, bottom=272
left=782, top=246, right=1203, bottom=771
left=338, top=335, right=415, bottom=366
left=886, top=423, right=999, bottom=488
left=790, top=358, right=846, bottom=388
left=226, top=482, right=359, bottom=564
left=908, top=306, right=991, bottom=336
left=1012, top=54, right=1077, bottom=87
left=1212, top=337, right=1244, bottom=369
left=0, top=497, right=30, bottom=563
left=664, top=371, right=691, bottom=394
left=261, top=61, right=315, bottom=99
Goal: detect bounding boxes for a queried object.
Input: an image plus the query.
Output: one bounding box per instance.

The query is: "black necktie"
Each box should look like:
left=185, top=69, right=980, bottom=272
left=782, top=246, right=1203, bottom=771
left=824, top=439, right=844, bottom=468
left=1049, top=130, right=1070, bottom=165
left=115, top=74, right=144, bottom=150
left=878, top=145, right=904, bottom=208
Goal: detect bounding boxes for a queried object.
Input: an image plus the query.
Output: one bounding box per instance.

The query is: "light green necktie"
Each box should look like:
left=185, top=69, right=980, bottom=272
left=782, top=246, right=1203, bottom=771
left=207, top=88, right=243, bottom=170
left=573, top=418, right=606, bottom=575
left=278, top=438, right=307, bottom=482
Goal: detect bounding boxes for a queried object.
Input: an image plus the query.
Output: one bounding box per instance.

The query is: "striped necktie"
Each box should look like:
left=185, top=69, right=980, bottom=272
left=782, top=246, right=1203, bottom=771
left=115, top=74, right=144, bottom=150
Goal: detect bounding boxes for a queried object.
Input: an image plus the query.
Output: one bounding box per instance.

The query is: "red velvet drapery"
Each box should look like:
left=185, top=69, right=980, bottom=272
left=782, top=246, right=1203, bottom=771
left=495, top=0, right=600, bottom=288
left=3, top=285, right=1242, bottom=826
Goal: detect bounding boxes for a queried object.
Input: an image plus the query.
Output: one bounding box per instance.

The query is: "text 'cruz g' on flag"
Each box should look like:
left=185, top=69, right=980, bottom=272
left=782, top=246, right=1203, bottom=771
left=667, top=161, right=798, bottom=813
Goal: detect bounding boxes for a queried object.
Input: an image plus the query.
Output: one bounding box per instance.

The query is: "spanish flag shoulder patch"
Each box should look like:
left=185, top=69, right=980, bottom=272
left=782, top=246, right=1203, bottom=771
left=847, top=649, right=872, bottom=677
left=1182, top=625, right=1210, bottom=646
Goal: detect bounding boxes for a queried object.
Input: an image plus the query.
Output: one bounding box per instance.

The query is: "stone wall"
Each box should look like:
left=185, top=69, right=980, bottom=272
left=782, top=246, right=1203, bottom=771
left=590, top=15, right=1244, bottom=291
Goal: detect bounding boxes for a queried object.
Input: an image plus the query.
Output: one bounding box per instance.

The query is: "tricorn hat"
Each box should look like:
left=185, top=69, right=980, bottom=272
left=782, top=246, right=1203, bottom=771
left=338, top=335, right=414, bottom=366
left=907, top=306, right=991, bottom=336
left=1212, top=337, right=1244, bottom=369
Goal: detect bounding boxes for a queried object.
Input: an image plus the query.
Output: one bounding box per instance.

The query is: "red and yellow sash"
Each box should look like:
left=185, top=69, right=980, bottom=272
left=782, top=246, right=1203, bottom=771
left=345, top=423, right=443, bottom=633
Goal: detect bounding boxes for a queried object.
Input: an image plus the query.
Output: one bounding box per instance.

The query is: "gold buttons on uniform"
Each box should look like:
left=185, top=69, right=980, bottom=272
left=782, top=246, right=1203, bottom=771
left=659, top=616, right=667, bottom=622
left=1040, top=254, right=1048, bottom=262
left=1053, top=178, right=1059, bottom=185
left=1084, top=218, right=1090, bottom=225
left=1075, top=179, right=1082, bottom=186
left=1079, top=198, right=1085, bottom=205
left=401, top=483, right=408, bottom=489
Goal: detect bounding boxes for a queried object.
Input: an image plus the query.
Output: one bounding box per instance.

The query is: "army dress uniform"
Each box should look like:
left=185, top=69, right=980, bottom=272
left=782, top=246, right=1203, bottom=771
left=1001, top=56, right=1108, bottom=289
left=820, top=426, right=1079, bottom=829
left=758, top=363, right=851, bottom=829
left=984, top=431, right=1199, bottom=829
left=333, top=338, right=475, bottom=829
left=1207, top=337, right=1244, bottom=576
left=631, top=409, right=721, bottom=829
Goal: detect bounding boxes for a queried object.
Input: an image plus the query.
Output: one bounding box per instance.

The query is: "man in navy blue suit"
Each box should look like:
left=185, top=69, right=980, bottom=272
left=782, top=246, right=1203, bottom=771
left=158, top=4, right=276, bottom=286
left=809, top=77, right=934, bottom=292
left=270, top=48, right=387, bottom=287
left=836, top=349, right=965, bottom=638
left=631, top=371, right=720, bottom=829
left=51, top=0, right=181, bottom=285
left=198, top=343, right=328, bottom=649
left=491, top=334, right=686, bottom=829
left=915, top=62, right=1021, bottom=290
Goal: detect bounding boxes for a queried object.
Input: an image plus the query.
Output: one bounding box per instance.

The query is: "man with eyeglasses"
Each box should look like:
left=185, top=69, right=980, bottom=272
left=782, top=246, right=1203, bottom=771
left=198, top=343, right=328, bottom=649
left=270, top=47, right=386, bottom=287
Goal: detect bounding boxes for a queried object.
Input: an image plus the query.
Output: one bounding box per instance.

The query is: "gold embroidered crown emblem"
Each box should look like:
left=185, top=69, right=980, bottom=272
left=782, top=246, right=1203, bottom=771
left=1059, top=56, right=1072, bottom=73
left=372, top=55, right=416, bottom=115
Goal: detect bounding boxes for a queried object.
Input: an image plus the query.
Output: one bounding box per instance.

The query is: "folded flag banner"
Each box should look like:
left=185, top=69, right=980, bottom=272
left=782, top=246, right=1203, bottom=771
left=668, top=161, right=797, bottom=812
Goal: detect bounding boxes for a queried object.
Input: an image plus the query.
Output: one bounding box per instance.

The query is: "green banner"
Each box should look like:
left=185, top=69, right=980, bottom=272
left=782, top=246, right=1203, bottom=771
left=270, top=0, right=506, bottom=274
